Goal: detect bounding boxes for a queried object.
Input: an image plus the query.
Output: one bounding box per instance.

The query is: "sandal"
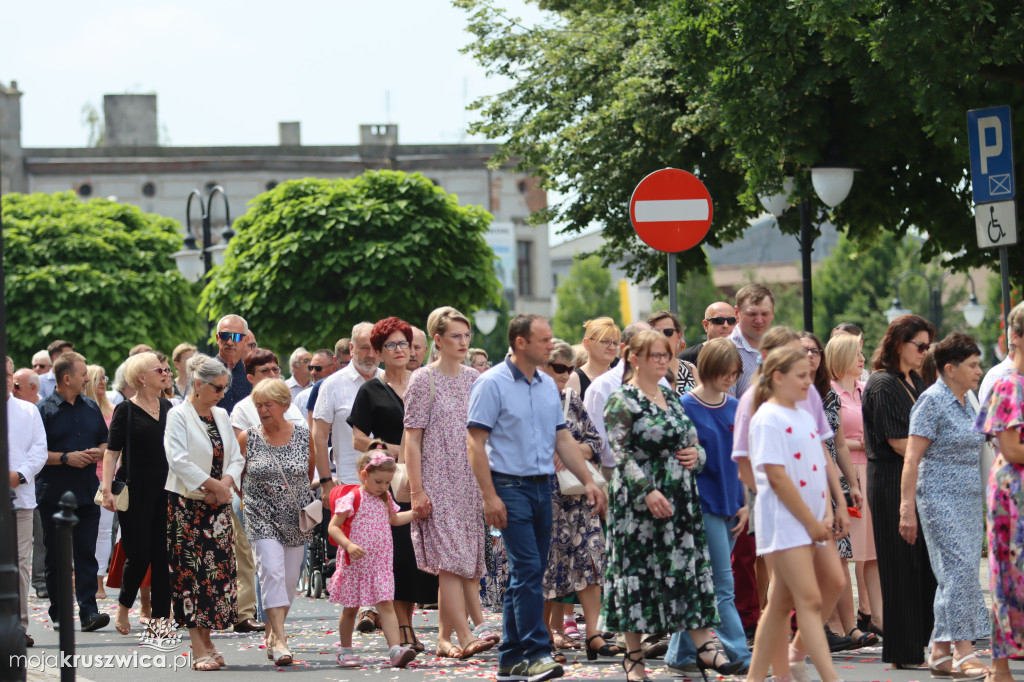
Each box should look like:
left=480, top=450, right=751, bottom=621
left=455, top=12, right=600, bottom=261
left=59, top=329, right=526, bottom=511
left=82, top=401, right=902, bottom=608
left=191, top=655, right=220, bottom=671
left=857, top=609, right=872, bottom=633
left=930, top=654, right=954, bottom=678
left=585, top=634, right=622, bottom=660
left=951, top=654, right=989, bottom=680
left=436, top=642, right=463, bottom=658
left=697, top=640, right=747, bottom=678
left=553, top=632, right=579, bottom=649
left=210, top=648, right=226, bottom=667
left=622, top=648, right=652, bottom=682
left=399, top=625, right=425, bottom=653
left=460, top=638, right=495, bottom=659
left=550, top=644, right=567, bottom=665
left=472, top=622, right=501, bottom=644
left=845, top=628, right=879, bottom=650
left=114, top=618, right=131, bottom=636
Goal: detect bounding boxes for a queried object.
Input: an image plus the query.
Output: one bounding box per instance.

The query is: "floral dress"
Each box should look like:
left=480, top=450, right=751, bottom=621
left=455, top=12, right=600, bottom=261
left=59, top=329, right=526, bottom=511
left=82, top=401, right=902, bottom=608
left=542, top=389, right=606, bottom=600
left=328, top=490, right=401, bottom=607
left=973, top=371, right=1024, bottom=658
left=602, top=384, right=719, bottom=633
left=167, top=415, right=236, bottom=630
left=823, top=389, right=853, bottom=558
left=404, top=365, right=486, bottom=580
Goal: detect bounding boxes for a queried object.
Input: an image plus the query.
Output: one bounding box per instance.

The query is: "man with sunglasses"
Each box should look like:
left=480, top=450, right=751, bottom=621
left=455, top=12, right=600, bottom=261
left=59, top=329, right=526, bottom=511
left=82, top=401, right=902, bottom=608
left=214, top=315, right=253, bottom=414
left=679, top=302, right=737, bottom=364
left=32, top=350, right=51, bottom=375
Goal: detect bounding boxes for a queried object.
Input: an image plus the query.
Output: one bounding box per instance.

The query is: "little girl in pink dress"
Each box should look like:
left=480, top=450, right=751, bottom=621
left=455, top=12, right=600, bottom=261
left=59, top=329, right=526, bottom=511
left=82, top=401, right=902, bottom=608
left=328, top=442, right=415, bottom=668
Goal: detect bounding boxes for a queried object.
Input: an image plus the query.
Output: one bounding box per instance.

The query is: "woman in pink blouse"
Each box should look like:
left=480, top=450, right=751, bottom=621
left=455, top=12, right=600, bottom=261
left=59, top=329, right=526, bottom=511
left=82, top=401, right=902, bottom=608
left=827, top=333, right=882, bottom=636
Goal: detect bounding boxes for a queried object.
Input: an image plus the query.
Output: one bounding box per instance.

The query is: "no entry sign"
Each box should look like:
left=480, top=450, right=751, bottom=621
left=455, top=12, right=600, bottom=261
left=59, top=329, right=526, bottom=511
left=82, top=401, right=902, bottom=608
left=629, top=168, right=713, bottom=253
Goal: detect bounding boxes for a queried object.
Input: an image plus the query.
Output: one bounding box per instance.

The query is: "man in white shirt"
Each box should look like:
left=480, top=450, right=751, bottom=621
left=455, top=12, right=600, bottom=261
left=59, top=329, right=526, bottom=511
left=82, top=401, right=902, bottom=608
left=37, top=339, right=74, bottom=399
left=13, top=368, right=40, bottom=404
left=284, top=347, right=312, bottom=401
left=980, top=347, right=1016, bottom=406
left=231, top=349, right=307, bottom=434
left=728, top=284, right=775, bottom=397
left=7, top=357, right=48, bottom=647
left=313, top=324, right=382, bottom=491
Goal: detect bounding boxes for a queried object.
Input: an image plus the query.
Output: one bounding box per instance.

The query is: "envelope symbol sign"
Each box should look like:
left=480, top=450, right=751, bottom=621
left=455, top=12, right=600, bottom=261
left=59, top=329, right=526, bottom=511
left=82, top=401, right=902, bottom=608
left=989, top=174, right=1012, bottom=195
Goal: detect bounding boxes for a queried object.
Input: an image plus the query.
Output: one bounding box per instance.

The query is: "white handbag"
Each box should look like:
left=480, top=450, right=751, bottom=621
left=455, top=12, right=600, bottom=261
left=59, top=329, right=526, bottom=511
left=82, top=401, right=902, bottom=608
left=554, top=388, right=608, bottom=496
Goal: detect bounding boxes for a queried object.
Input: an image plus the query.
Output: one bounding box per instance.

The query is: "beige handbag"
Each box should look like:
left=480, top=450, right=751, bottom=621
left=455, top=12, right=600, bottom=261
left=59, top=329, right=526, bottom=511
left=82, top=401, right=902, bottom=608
left=94, top=401, right=132, bottom=512
left=554, top=388, right=608, bottom=496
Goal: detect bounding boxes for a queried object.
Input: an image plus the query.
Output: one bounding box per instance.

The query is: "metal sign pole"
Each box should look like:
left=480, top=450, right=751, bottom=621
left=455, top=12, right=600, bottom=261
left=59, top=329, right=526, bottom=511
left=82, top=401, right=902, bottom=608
left=667, top=252, right=678, bottom=316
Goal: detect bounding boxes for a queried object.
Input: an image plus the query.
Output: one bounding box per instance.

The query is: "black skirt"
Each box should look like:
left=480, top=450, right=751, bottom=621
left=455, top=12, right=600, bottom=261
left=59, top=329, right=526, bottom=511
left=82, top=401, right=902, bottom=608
left=867, top=457, right=936, bottom=665
left=392, top=500, right=439, bottom=603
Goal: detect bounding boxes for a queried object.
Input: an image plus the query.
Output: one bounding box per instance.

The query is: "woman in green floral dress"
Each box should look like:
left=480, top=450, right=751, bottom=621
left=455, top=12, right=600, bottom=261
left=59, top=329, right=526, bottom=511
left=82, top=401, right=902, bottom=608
left=602, top=330, right=730, bottom=682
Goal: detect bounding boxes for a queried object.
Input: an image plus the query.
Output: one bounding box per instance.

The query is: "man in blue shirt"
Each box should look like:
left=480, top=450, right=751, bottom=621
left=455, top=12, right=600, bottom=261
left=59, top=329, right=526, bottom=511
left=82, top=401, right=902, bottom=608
left=214, top=314, right=252, bottom=413
left=468, top=314, right=607, bottom=682
left=36, top=351, right=109, bottom=632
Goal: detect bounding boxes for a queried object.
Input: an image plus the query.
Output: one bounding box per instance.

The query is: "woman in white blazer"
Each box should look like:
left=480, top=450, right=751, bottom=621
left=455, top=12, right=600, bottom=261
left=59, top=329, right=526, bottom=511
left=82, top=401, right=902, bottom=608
left=164, top=353, right=244, bottom=672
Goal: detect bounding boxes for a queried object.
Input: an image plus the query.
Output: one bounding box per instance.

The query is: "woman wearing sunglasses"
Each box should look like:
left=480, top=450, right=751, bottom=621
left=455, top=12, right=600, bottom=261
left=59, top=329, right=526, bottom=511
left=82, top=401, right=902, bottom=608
left=163, top=353, right=244, bottom=671
left=648, top=310, right=699, bottom=395
left=861, top=314, right=937, bottom=670
left=539, top=339, right=619, bottom=663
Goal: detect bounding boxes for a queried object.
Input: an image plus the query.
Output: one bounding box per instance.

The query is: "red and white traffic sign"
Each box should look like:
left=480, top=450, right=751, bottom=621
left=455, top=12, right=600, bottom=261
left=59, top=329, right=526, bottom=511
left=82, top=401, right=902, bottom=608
left=629, top=168, right=713, bottom=253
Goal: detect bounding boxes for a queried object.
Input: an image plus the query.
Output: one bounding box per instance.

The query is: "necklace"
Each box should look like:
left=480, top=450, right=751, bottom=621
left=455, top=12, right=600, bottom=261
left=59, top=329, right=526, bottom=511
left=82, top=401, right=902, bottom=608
left=637, top=383, right=661, bottom=402
left=135, top=396, right=160, bottom=417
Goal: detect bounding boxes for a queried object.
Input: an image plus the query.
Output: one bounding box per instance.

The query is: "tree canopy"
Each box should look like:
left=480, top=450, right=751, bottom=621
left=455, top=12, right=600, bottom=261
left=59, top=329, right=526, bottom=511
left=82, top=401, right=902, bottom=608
left=199, top=171, right=502, bottom=354
left=457, top=0, right=1024, bottom=293
left=551, top=254, right=623, bottom=340
left=3, top=191, right=201, bottom=371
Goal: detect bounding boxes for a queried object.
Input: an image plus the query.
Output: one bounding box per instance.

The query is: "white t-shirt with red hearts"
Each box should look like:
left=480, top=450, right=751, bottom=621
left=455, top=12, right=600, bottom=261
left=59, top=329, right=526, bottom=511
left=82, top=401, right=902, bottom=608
left=749, top=402, right=829, bottom=554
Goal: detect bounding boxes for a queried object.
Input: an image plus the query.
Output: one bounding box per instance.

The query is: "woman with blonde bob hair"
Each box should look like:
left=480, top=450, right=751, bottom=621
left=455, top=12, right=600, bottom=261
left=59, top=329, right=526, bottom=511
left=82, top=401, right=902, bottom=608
left=567, top=317, right=621, bottom=399
left=603, top=330, right=731, bottom=681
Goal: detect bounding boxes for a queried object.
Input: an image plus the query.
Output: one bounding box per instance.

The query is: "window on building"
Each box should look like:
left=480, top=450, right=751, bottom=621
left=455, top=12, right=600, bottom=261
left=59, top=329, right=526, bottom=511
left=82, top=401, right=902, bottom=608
left=141, top=182, right=156, bottom=197
left=516, top=240, right=533, bottom=297
left=265, top=180, right=278, bottom=191
left=77, top=183, right=92, bottom=197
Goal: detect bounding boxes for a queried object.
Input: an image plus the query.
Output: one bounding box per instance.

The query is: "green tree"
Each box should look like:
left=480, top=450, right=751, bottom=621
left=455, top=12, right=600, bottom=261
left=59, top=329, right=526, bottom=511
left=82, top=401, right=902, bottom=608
left=457, top=0, right=1024, bottom=292
left=3, top=191, right=201, bottom=371
left=651, top=264, right=722, bottom=341
left=199, top=171, right=502, bottom=353
left=551, top=254, right=623, bottom=340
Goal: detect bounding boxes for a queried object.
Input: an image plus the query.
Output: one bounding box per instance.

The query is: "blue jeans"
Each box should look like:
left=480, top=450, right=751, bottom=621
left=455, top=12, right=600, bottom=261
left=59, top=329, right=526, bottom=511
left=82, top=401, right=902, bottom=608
left=493, top=474, right=553, bottom=668
left=666, top=512, right=751, bottom=667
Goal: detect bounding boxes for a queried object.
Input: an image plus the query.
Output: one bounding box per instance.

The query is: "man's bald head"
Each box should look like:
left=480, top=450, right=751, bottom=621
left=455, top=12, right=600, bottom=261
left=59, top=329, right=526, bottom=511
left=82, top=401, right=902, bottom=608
left=702, top=301, right=736, bottom=340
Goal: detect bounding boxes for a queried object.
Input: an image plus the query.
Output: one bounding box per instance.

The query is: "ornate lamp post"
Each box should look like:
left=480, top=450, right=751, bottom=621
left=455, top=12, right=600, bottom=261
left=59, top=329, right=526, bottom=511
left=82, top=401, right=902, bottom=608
left=883, top=270, right=985, bottom=335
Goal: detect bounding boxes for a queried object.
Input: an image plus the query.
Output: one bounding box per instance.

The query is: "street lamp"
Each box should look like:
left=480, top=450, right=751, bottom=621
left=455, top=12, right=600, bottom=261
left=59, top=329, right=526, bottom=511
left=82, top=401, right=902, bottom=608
left=758, top=164, right=857, bottom=334
left=170, top=186, right=234, bottom=284
left=883, top=269, right=985, bottom=335
left=473, top=309, right=500, bottom=336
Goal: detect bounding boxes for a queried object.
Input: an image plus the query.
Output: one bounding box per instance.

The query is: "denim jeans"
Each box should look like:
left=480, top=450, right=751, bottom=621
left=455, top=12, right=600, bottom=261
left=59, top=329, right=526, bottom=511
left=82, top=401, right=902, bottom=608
left=666, top=512, right=751, bottom=666
left=493, top=474, right=553, bottom=668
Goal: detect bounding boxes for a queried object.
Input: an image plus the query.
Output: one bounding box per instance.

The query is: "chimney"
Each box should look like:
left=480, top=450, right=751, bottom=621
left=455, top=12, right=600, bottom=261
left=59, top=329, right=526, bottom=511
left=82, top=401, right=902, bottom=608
left=103, top=94, right=158, bottom=146
left=278, top=121, right=301, bottom=146
left=359, top=124, right=398, bottom=146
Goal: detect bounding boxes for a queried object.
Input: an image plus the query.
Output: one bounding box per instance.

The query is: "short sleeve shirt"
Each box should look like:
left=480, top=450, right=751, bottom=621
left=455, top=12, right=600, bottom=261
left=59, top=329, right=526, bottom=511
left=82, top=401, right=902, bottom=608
left=732, top=383, right=833, bottom=460
left=347, top=377, right=404, bottom=445
left=36, top=392, right=109, bottom=505
left=313, top=364, right=383, bottom=484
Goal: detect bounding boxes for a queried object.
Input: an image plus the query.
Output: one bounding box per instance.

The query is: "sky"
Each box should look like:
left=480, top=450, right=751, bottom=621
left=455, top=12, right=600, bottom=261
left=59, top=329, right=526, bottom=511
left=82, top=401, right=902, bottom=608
left=3, top=0, right=543, bottom=148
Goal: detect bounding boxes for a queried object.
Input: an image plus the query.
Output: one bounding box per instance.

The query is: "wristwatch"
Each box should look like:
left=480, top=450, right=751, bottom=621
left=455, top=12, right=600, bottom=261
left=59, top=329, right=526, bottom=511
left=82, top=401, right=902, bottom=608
left=60, top=452, right=69, bottom=465
left=17, top=472, right=26, bottom=485
left=319, top=476, right=333, bottom=484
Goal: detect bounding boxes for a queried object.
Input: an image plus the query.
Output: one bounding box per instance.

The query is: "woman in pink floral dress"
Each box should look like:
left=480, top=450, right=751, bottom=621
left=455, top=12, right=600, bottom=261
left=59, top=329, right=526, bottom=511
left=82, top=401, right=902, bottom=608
left=403, top=306, right=493, bottom=659
left=974, top=302, right=1024, bottom=682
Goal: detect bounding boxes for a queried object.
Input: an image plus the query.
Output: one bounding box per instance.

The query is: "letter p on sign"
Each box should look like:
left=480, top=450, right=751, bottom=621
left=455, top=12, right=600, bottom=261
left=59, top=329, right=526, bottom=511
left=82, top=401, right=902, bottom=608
left=978, top=116, right=1003, bottom=174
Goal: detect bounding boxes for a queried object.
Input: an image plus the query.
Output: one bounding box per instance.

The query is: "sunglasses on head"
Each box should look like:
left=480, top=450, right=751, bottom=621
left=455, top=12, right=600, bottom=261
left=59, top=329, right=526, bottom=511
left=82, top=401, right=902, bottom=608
left=217, top=332, right=245, bottom=342
left=549, top=362, right=572, bottom=374
left=706, top=317, right=737, bottom=326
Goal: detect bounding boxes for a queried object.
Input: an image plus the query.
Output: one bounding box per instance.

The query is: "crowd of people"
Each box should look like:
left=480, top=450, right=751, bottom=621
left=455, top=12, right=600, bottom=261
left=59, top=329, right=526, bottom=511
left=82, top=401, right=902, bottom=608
left=7, top=285, right=1024, bottom=682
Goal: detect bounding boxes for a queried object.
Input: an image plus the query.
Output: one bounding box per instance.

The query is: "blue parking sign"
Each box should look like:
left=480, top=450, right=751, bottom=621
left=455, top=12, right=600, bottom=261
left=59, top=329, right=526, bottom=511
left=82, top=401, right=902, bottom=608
left=967, top=106, right=1015, bottom=204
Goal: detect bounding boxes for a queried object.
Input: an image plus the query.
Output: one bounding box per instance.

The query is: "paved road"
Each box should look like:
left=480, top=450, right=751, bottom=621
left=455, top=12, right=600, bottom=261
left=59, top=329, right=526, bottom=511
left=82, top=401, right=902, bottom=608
left=16, top=585, right=1021, bottom=681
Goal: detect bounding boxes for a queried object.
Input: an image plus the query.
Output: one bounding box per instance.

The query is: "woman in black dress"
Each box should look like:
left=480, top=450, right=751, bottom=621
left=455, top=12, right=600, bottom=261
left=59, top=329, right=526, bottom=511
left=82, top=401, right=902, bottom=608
left=348, top=316, right=438, bottom=652
left=100, top=351, right=172, bottom=635
left=862, top=314, right=936, bottom=667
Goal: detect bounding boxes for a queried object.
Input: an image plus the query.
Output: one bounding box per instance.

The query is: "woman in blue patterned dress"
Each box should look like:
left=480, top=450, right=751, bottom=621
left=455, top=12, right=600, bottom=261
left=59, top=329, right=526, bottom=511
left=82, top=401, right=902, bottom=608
left=899, top=333, right=989, bottom=679
left=974, top=302, right=1024, bottom=682
left=603, top=330, right=729, bottom=682
left=539, top=339, right=618, bottom=661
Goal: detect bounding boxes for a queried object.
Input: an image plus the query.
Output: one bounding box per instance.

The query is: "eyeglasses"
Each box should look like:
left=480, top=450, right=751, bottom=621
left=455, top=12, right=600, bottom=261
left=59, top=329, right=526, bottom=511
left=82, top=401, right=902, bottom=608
left=205, top=381, right=229, bottom=394
left=446, top=333, right=473, bottom=343
left=217, top=331, right=245, bottom=343
left=804, top=347, right=821, bottom=357
left=725, top=370, right=742, bottom=380
left=660, top=328, right=679, bottom=338
left=295, top=358, right=310, bottom=365
left=473, top=361, right=491, bottom=369
left=383, top=341, right=410, bottom=352
left=255, top=366, right=281, bottom=375
left=338, top=360, right=350, bottom=368
left=908, top=341, right=931, bottom=353
left=548, top=362, right=572, bottom=374
left=593, top=338, right=618, bottom=349
left=706, top=317, right=737, bottom=326
left=646, top=352, right=672, bottom=363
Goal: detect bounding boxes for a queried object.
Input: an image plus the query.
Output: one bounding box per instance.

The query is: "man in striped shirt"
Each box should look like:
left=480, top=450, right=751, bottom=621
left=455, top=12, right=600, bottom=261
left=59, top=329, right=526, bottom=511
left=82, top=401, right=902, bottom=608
left=728, top=284, right=775, bottom=398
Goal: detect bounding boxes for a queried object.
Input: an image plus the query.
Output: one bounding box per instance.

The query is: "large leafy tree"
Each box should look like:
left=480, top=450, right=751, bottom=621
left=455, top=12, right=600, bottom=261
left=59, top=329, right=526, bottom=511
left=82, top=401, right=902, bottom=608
left=551, top=254, right=623, bottom=340
left=3, top=192, right=201, bottom=371
left=457, top=0, right=1024, bottom=292
left=199, top=171, right=502, bottom=354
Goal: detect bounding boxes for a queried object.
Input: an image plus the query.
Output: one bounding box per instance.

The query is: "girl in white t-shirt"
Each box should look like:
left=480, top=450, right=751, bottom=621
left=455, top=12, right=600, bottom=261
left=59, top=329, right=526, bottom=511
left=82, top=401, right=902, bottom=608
left=746, top=347, right=843, bottom=682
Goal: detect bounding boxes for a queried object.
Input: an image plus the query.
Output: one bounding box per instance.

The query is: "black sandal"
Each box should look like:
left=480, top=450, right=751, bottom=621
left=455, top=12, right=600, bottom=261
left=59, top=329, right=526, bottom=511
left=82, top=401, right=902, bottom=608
left=696, top=640, right=746, bottom=681
left=586, top=634, right=622, bottom=661
left=549, top=642, right=566, bottom=665
left=621, top=648, right=652, bottom=682
left=399, top=625, right=425, bottom=653
left=857, top=609, right=872, bottom=633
